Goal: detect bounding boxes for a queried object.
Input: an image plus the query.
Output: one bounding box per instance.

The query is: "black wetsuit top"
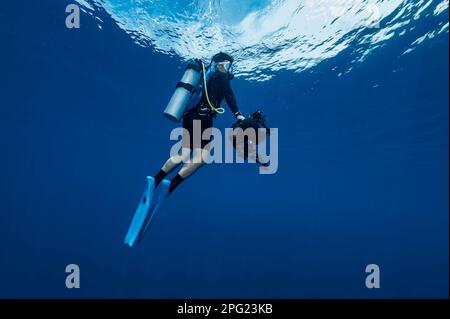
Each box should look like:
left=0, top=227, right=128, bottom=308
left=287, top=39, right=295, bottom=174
left=182, top=70, right=240, bottom=148
left=193, top=70, right=239, bottom=118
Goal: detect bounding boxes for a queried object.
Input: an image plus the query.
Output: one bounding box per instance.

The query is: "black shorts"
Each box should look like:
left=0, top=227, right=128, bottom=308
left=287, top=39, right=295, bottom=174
left=182, top=110, right=213, bottom=149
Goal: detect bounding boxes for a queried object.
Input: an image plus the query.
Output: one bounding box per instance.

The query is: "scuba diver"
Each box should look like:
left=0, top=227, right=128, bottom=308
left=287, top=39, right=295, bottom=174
left=125, top=52, right=246, bottom=247
left=156, top=52, right=246, bottom=194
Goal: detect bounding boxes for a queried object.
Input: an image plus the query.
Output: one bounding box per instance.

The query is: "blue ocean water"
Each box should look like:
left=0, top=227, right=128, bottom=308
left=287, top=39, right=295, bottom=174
left=0, top=0, right=448, bottom=298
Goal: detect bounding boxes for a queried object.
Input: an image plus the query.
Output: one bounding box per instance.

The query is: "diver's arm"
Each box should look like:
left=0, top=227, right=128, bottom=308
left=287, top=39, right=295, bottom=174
left=220, top=74, right=243, bottom=118
left=228, top=95, right=245, bottom=120
left=224, top=88, right=239, bottom=116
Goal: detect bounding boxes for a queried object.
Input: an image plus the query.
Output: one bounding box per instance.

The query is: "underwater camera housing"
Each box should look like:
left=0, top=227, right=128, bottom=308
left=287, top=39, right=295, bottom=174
left=230, top=110, right=270, bottom=167
left=231, top=110, right=270, bottom=139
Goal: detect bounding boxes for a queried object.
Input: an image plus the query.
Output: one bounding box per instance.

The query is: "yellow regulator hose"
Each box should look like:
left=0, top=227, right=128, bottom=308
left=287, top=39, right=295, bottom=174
left=202, top=62, right=225, bottom=115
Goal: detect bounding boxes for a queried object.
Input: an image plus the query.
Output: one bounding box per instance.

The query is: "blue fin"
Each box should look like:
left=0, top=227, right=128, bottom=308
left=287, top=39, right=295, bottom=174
left=137, top=179, right=171, bottom=243
left=124, top=176, right=156, bottom=247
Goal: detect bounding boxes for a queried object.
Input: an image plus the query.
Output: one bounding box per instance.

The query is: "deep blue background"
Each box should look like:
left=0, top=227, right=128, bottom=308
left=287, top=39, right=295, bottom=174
left=0, top=1, right=448, bottom=298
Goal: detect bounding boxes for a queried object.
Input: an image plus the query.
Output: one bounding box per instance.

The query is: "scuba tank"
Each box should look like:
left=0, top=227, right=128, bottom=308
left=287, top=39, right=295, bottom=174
left=164, top=53, right=234, bottom=122
left=163, top=60, right=203, bottom=122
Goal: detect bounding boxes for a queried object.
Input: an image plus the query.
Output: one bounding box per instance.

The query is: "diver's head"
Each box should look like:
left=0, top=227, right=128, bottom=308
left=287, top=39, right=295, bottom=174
left=215, top=61, right=231, bottom=73
left=211, top=52, right=234, bottom=74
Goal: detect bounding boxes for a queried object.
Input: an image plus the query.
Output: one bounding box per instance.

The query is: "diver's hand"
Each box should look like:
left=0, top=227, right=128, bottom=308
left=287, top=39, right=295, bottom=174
left=234, top=111, right=245, bottom=121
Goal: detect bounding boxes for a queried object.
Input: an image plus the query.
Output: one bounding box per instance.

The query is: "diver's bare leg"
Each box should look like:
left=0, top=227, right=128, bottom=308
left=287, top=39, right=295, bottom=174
left=178, top=148, right=209, bottom=178
left=154, top=131, right=192, bottom=186
left=160, top=147, right=191, bottom=174
left=168, top=148, right=210, bottom=193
